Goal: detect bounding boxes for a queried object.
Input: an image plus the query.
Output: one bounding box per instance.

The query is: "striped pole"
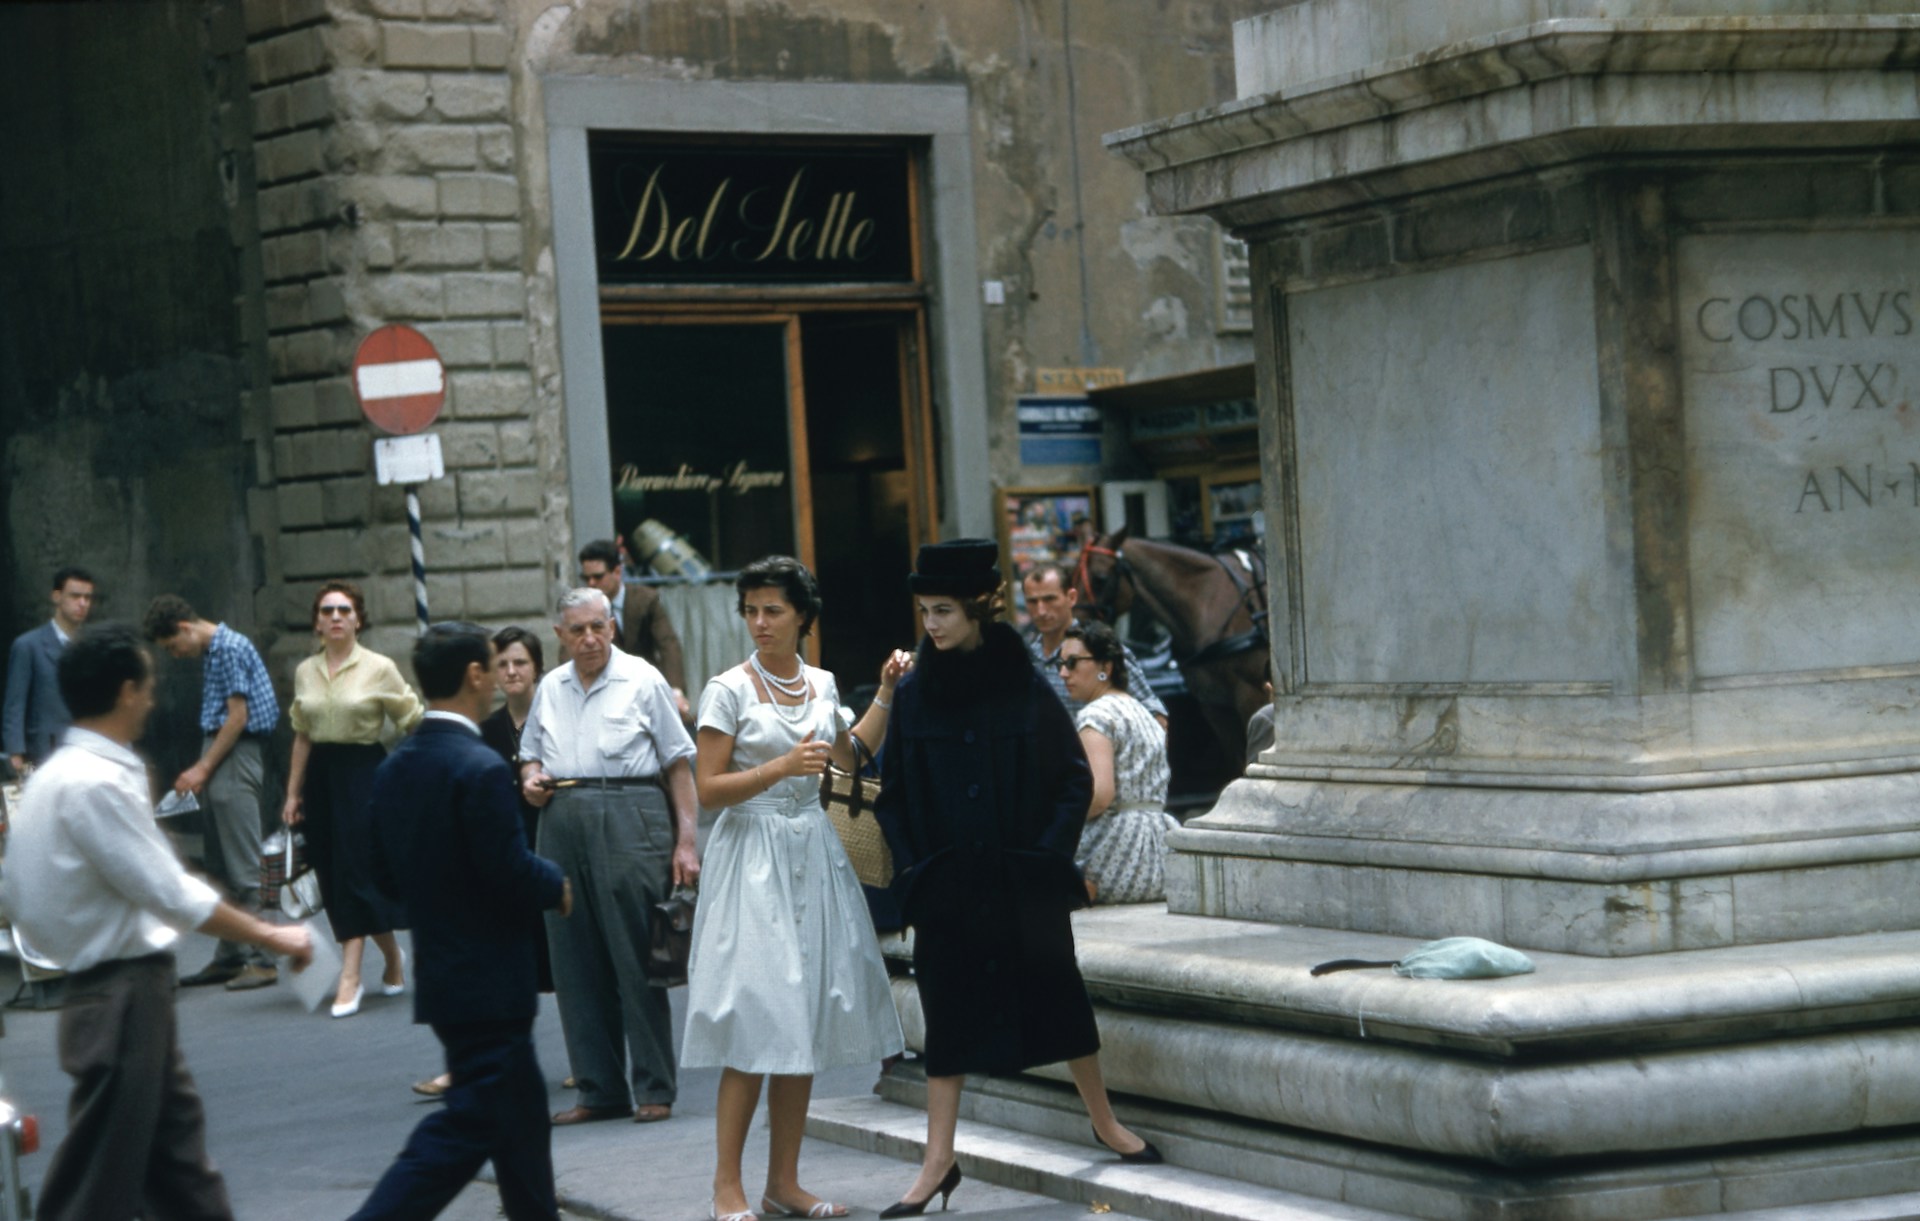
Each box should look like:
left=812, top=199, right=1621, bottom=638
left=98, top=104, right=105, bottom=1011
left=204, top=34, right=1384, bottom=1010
left=406, top=485, right=429, bottom=635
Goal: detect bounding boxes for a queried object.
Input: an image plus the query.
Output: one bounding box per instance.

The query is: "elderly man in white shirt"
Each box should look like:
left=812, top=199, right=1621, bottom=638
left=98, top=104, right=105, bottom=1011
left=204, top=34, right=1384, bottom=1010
left=519, top=587, right=699, bottom=1126
left=5, top=623, right=311, bottom=1221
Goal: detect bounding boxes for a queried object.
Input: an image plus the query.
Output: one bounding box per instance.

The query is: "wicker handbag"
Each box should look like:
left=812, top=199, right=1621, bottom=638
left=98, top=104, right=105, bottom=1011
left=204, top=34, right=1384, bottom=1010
left=821, top=735, right=893, bottom=889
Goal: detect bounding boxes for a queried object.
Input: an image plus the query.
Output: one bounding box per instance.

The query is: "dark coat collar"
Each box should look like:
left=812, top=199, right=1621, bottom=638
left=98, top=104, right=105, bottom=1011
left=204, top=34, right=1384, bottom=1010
left=913, top=622, right=1034, bottom=706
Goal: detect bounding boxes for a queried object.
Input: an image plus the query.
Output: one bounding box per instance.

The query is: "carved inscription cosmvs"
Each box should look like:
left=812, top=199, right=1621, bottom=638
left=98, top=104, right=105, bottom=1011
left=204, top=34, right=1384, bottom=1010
left=587, top=138, right=915, bottom=285
left=1679, top=232, right=1920, bottom=677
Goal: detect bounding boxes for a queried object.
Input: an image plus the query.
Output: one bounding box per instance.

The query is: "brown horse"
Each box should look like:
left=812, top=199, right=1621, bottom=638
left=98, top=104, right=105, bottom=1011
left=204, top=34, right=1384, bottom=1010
left=1075, top=528, right=1271, bottom=769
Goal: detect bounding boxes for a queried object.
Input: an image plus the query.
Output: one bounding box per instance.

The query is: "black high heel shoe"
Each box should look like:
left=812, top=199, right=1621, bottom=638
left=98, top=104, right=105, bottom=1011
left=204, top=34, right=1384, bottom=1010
left=878, top=1163, right=962, bottom=1218
left=1092, top=1124, right=1165, bottom=1165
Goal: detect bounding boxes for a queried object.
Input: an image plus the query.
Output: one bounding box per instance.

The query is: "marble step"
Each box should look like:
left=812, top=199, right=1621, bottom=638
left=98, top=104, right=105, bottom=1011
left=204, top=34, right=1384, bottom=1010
left=806, top=1092, right=1403, bottom=1221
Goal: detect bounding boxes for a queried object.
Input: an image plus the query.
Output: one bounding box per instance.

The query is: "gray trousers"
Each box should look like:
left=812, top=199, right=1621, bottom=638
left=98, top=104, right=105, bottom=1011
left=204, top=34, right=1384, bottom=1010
left=39, top=954, right=234, bottom=1221
left=540, top=785, right=676, bottom=1109
left=201, top=735, right=270, bottom=967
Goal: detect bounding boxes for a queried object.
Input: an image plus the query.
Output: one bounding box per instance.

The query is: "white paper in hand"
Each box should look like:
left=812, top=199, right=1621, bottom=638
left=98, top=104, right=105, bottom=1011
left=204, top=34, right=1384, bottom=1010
left=284, top=917, right=343, bottom=1014
left=154, top=790, right=200, bottom=818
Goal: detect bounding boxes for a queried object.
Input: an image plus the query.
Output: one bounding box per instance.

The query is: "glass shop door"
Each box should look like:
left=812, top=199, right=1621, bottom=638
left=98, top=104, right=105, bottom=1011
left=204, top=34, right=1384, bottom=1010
left=601, top=307, right=928, bottom=694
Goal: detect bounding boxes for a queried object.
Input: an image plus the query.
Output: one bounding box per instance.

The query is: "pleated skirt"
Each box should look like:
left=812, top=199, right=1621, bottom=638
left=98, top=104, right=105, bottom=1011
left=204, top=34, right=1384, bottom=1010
left=681, top=785, right=904, bottom=1075
left=304, top=741, right=405, bottom=941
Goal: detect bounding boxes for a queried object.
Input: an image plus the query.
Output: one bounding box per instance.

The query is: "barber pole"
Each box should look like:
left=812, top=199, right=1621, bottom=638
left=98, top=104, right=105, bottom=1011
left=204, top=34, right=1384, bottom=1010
left=352, top=325, right=447, bottom=636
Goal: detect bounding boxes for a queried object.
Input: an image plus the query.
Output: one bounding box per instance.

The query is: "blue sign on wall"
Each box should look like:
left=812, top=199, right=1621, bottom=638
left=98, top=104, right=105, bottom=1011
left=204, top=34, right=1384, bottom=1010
left=1017, top=396, right=1102, bottom=465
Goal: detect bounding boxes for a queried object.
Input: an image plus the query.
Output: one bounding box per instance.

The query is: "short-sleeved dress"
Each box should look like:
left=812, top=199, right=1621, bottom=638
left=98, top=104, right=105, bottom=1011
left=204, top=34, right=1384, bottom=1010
left=1072, top=692, right=1177, bottom=905
left=681, top=664, right=904, bottom=1074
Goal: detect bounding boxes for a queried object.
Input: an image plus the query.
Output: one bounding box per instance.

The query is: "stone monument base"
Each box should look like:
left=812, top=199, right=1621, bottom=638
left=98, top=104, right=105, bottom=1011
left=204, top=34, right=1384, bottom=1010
left=814, top=908, right=1920, bottom=1220
left=1171, top=767, right=1920, bottom=956
left=830, top=1067, right=1920, bottom=1221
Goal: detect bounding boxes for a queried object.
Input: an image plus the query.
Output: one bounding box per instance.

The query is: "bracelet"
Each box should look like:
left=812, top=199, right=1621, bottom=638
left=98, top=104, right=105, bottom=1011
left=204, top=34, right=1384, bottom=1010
left=873, top=694, right=892, bottom=710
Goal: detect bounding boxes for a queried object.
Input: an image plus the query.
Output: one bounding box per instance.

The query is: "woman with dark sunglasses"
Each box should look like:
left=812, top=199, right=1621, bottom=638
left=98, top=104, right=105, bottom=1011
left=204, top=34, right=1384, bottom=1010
left=1056, top=620, right=1175, bottom=905
left=283, top=580, right=422, bottom=1017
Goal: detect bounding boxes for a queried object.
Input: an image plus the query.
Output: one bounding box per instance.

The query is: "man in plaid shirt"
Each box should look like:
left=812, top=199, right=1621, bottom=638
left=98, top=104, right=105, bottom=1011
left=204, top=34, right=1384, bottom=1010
left=144, top=594, right=283, bottom=990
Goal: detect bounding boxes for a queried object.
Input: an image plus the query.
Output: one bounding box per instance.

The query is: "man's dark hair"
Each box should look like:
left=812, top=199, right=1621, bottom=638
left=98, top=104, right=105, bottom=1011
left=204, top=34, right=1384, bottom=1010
left=142, top=595, right=198, bottom=642
left=59, top=624, right=151, bottom=719
left=492, top=625, right=545, bottom=675
left=578, top=539, right=620, bottom=570
left=1021, top=562, right=1071, bottom=591
left=735, top=555, right=823, bottom=637
left=52, top=566, right=95, bottom=591
left=414, top=622, right=492, bottom=700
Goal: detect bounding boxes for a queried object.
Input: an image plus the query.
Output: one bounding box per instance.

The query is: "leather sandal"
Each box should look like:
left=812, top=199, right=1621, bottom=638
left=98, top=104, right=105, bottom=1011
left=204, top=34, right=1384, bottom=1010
left=552, top=1104, right=628, bottom=1126
left=632, top=1103, right=672, bottom=1123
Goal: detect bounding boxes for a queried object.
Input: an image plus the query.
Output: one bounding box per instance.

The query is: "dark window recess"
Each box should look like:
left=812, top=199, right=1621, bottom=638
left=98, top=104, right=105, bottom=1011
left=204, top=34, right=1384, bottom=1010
left=802, top=313, right=915, bottom=690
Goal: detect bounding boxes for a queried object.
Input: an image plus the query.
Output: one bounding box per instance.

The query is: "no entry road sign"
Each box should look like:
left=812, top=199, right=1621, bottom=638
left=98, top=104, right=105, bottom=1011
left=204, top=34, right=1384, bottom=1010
left=352, top=324, right=445, bottom=435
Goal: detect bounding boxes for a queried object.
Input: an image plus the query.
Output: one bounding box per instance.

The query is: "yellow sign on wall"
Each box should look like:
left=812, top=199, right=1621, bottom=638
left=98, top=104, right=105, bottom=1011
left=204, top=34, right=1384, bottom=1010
left=1035, top=367, right=1125, bottom=395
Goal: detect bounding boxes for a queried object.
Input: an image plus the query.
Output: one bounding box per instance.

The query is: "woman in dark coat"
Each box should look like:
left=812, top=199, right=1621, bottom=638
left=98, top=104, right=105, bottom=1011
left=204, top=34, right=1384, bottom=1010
left=872, top=540, right=1160, bottom=1217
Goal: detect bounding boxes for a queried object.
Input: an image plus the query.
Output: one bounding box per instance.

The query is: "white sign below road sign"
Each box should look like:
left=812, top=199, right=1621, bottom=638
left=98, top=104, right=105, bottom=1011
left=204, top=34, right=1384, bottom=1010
left=374, top=433, right=444, bottom=486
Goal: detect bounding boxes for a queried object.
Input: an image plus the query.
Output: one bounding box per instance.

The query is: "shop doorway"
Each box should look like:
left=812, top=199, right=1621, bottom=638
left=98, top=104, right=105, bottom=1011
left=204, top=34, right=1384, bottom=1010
left=601, top=304, right=933, bottom=694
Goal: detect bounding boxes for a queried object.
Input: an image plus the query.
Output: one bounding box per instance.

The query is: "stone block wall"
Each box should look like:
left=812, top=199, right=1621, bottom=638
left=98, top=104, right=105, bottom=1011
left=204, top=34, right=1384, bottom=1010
left=244, top=0, right=550, bottom=662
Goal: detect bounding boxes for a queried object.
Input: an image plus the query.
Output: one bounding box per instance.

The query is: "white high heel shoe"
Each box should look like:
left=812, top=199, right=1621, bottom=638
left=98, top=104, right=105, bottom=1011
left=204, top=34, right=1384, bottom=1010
left=380, top=947, right=406, bottom=997
left=330, top=982, right=363, bottom=1019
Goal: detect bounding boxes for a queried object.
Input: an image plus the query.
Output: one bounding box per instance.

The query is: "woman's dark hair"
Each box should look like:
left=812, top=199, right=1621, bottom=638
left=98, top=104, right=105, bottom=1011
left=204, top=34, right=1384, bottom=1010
left=59, top=623, right=151, bottom=719
left=958, top=585, right=1007, bottom=625
left=1063, top=620, right=1128, bottom=693
left=310, top=580, right=369, bottom=632
left=492, top=625, right=545, bottom=675
left=413, top=622, right=492, bottom=700
left=735, top=556, right=822, bottom=638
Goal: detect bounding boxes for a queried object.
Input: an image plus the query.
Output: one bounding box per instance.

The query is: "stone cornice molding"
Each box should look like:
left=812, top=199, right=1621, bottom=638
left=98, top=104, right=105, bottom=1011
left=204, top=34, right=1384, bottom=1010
left=1107, top=18, right=1920, bottom=223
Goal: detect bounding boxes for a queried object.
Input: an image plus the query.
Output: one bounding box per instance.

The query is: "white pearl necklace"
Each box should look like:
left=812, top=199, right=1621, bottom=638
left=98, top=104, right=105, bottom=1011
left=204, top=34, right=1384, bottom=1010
left=751, top=652, right=813, bottom=723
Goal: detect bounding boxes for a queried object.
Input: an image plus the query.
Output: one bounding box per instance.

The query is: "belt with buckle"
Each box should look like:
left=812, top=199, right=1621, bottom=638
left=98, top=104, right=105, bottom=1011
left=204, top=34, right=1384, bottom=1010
left=548, top=775, right=661, bottom=791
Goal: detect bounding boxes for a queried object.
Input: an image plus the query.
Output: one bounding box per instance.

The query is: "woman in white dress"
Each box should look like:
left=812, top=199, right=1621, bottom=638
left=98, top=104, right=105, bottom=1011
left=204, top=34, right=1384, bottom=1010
left=1058, top=621, right=1178, bottom=905
left=688, top=556, right=909, bottom=1221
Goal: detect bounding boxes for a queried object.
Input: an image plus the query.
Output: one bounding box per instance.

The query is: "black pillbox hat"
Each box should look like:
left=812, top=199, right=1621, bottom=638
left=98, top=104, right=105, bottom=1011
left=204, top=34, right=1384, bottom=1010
left=908, top=538, right=1002, bottom=596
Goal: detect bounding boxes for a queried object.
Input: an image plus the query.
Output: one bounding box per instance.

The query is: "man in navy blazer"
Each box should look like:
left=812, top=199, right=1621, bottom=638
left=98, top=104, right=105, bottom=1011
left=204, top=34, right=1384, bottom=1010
left=4, top=567, right=95, bottom=774
left=350, top=622, right=570, bottom=1221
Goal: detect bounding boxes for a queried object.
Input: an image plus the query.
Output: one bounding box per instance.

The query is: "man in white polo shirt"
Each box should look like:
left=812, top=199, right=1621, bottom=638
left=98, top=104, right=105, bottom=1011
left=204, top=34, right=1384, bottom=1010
left=4, top=623, right=312, bottom=1221
left=518, top=587, right=699, bottom=1126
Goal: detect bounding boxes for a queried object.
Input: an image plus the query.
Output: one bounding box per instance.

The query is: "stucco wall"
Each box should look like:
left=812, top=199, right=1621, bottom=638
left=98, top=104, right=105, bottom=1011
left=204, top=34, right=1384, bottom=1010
left=508, top=0, right=1260, bottom=497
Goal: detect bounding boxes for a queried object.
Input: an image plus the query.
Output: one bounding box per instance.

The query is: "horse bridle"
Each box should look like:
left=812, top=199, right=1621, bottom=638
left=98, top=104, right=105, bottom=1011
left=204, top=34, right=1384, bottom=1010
left=1074, top=544, right=1128, bottom=624
left=1076, top=542, right=1270, bottom=667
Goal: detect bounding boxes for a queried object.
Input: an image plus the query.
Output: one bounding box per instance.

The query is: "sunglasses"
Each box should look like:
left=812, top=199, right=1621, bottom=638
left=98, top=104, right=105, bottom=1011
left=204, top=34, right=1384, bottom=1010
left=1056, top=656, right=1098, bottom=670
left=318, top=605, right=356, bottom=618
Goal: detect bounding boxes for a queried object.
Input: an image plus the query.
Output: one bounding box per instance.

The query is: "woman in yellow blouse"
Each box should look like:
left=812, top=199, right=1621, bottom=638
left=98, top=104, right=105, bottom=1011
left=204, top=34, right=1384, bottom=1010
left=282, top=581, right=423, bottom=1017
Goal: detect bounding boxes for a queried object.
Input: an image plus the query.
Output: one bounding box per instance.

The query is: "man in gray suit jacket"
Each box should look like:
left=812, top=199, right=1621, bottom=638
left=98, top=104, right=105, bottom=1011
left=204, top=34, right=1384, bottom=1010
left=4, top=566, right=95, bottom=775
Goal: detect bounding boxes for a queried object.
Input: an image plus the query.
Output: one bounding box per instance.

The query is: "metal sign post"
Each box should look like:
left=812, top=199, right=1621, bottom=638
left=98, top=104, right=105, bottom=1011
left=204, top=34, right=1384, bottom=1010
left=350, top=325, right=447, bottom=636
